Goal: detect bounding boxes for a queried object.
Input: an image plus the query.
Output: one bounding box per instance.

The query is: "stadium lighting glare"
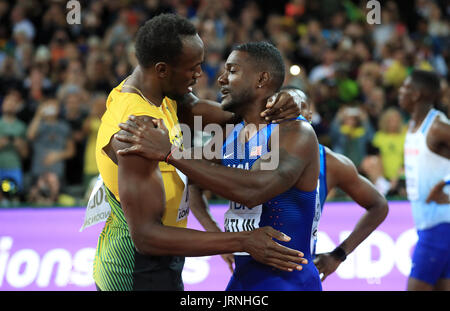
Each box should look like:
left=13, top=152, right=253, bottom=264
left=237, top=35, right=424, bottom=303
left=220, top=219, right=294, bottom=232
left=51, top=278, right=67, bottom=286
left=290, top=65, right=301, bottom=76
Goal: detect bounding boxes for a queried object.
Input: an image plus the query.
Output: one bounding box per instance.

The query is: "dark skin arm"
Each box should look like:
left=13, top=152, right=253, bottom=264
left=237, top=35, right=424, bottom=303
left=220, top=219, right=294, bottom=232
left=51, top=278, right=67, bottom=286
left=177, top=91, right=304, bottom=129
left=116, top=116, right=319, bottom=208
left=106, top=116, right=307, bottom=271
left=189, top=184, right=235, bottom=272
left=313, top=147, right=389, bottom=282
left=189, top=184, right=221, bottom=233
left=425, top=117, right=450, bottom=204
left=426, top=180, right=449, bottom=204
left=427, top=116, right=450, bottom=159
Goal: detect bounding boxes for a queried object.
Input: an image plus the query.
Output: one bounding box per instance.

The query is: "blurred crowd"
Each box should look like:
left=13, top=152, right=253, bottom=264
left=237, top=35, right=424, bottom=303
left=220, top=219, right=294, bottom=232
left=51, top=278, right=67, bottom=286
left=0, top=0, right=449, bottom=206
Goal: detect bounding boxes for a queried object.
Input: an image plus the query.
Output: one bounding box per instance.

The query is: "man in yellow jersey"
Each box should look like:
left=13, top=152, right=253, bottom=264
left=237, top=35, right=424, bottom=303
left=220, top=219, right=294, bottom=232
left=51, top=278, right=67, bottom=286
left=94, top=13, right=307, bottom=291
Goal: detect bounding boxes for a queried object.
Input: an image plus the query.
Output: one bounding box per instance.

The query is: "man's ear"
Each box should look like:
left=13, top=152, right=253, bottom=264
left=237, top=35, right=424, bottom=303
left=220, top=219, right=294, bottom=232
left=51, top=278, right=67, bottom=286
left=155, top=62, right=169, bottom=78
left=257, top=72, right=270, bottom=88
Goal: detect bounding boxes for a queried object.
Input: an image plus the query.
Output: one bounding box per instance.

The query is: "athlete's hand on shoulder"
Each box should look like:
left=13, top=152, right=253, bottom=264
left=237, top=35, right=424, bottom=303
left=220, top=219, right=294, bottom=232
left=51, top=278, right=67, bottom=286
left=115, top=115, right=172, bottom=161
left=426, top=180, right=450, bottom=204
left=260, top=90, right=303, bottom=123
left=313, top=252, right=341, bottom=282
left=243, top=226, right=308, bottom=272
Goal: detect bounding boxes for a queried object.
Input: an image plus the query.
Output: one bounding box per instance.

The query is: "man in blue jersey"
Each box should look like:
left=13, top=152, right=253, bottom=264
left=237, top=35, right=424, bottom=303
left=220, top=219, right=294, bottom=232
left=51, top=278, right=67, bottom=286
left=190, top=88, right=389, bottom=282
left=115, top=42, right=322, bottom=290
left=398, top=70, right=450, bottom=291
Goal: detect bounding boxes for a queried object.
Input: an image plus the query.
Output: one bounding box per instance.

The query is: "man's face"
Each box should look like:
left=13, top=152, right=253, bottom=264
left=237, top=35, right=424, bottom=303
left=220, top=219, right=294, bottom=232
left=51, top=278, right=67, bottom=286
left=2, top=93, right=19, bottom=115
left=165, top=34, right=204, bottom=100
left=218, top=51, right=257, bottom=113
left=398, top=76, right=416, bottom=113
left=41, top=100, right=60, bottom=120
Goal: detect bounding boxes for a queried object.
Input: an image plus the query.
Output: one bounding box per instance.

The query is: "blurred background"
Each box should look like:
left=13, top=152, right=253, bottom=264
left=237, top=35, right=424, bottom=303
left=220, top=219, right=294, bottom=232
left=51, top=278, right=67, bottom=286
left=0, top=0, right=449, bottom=291
left=0, top=0, right=449, bottom=206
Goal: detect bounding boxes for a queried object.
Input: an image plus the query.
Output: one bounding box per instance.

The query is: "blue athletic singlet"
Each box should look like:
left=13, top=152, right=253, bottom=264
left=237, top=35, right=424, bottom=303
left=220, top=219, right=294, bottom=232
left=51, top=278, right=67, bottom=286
left=404, top=108, right=450, bottom=285
left=221, top=116, right=322, bottom=291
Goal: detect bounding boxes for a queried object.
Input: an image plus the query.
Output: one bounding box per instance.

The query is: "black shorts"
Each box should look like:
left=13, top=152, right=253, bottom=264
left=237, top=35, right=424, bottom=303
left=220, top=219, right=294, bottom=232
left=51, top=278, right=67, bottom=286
left=133, top=253, right=185, bottom=291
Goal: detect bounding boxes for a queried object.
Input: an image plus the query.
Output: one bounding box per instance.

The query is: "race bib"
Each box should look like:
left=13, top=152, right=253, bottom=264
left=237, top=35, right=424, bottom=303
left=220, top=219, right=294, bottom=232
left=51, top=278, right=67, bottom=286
left=176, top=169, right=189, bottom=222
left=81, top=170, right=190, bottom=230
left=224, top=201, right=262, bottom=255
left=80, top=175, right=111, bottom=232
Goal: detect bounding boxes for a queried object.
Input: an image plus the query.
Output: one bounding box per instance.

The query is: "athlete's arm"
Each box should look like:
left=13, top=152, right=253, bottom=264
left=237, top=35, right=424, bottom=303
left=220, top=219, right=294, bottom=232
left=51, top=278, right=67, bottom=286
left=189, top=184, right=235, bottom=272
left=189, top=184, right=222, bottom=233
left=177, top=92, right=236, bottom=128
left=177, top=91, right=304, bottom=129
left=426, top=179, right=450, bottom=204
left=314, top=147, right=388, bottom=281
left=424, top=117, right=450, bottom=204
left=106, top=116, right=307, bottom=271
left=427, top=116, right=450, bottom=159
left=116, top=118, right=319, bottom=208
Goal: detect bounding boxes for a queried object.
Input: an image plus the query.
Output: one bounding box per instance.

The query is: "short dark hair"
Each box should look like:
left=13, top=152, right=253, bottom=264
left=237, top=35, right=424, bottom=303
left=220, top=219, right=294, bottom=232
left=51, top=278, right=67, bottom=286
left=232, top=41, right=285, bottom=92
left=135, top=13, right=197, bottom=67
left=410, top=69, right=441, bottom=103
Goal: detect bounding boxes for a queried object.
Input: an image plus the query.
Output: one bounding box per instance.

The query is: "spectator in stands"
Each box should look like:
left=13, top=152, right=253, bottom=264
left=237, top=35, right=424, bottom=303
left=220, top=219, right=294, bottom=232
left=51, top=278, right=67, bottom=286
left=0, top=0, right=446, bottom=205
left=23, top=65, right=54, bottom=105
left=361, top=107, right=407, bottom=196
left=373, top=108, right=406, bottom=181
left=28, top=171, right=60, bottom=205
left=0, top=55, right=23, bottom=98
left=62, top=89, right=89, bottom=186
left=82, top=93, right=106, bottom=192
left=26, top=98, right=74, bottom=204
left=10, top=4, right=35, bottom=42
left=0, top=90, right=28, bottom=204
left=330, top=105, right=374, bottom=168
left=309, top=48, right=337, bottom=83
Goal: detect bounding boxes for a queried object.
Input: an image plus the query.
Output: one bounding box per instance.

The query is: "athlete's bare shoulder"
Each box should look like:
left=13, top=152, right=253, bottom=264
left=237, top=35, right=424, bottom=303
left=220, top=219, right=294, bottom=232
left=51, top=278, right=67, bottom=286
left=323, top=146, right=359, bottom=189
left=104, top=115, right=157, bottom=165
left=324, top=146, right=354, bottom=168
left=274, top=119, right=319, bottom=191
left=275, top=119, right=318, bottom=155
left=277, top=119, right=317, bottom=146
left=278, top=118, right=313, bottom=131
left=427, top=114, right=450, bottom=159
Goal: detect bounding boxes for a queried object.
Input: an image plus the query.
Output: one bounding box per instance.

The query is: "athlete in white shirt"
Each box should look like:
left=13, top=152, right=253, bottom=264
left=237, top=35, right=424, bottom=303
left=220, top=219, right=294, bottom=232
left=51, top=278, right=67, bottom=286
left=398, top=69, right=450, bottom=291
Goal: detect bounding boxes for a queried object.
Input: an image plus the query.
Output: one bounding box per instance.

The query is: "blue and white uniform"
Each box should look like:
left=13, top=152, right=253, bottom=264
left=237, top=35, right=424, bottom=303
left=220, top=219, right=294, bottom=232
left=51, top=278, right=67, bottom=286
left=317, top=144, right=328, bottom=209
left=404, top=108, right=450, bottom=285
left=311, top=144, right=328, bottom=258
left=221, top=116, right=322, bottom=290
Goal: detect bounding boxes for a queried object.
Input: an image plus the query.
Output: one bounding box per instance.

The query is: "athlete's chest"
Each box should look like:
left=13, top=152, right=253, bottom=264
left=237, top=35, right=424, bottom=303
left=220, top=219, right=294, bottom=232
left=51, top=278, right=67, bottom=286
left=222, top=122, right=274, bottom=169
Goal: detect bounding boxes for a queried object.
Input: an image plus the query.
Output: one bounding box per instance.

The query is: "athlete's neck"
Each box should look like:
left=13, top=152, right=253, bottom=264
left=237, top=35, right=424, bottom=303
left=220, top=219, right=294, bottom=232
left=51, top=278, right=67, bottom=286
left=239, top=97, right=271, bottom=142
left=241, top=96, right=270, bottom=127
left=129, top=66, right=164, bottom=107
left=410, top=103, right=433, bottom=131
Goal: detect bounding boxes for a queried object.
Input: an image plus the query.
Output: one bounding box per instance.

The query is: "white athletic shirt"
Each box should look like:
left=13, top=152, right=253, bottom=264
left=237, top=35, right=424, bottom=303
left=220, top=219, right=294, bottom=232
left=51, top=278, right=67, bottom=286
left=404, top=108, right=450, bottom=230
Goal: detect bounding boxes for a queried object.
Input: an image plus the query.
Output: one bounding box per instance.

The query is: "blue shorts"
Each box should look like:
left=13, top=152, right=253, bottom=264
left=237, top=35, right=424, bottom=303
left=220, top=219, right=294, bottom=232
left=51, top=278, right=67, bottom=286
left=226, top=256, right=322, bottom=291
left=410, top=223, right=450, bottom=285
